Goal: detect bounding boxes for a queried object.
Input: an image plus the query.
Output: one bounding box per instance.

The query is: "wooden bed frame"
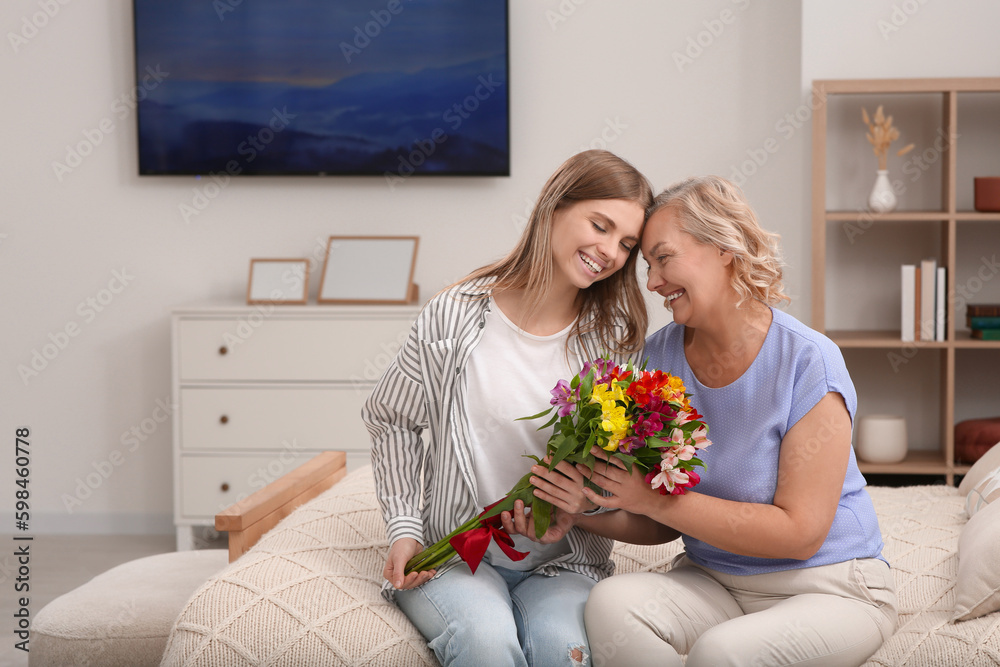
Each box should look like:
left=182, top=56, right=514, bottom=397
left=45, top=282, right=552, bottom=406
left=214, top=451, right=349, bottom=562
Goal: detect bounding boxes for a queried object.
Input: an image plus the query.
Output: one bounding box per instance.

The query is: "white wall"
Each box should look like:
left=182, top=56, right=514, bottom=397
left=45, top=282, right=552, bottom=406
left=23, top=0, right=982, bottom=534
left=801, top=0, right=1000, bottom=445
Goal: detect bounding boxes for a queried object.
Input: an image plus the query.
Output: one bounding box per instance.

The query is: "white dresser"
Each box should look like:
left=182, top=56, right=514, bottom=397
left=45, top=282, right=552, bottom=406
left=171, top=304, right=419, bottom=550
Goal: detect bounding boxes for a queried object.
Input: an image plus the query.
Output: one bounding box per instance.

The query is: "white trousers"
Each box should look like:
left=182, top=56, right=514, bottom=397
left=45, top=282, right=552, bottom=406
left=585, top=555, right=897, bottom=667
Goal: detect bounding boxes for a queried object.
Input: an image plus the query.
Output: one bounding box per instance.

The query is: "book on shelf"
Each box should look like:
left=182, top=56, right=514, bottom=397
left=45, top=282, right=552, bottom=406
left=971, top=329, right=1000, bottom=340
left=901, top=264, right=916, bottom=342
left=967, top=304, right=1000, bottom=317
left=919, top=258, right=936, bottom=342
left=967, top=316, right=1000, bottom=329
left=935, top=266, right=946, bottom=342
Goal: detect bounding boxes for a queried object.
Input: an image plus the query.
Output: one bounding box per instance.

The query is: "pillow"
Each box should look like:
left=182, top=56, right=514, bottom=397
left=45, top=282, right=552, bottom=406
left=954, top=499, right=1000, bottom=621
left=966, top=466, right=1000, bottom=518
left=958, top=439, right=1000, bottom=495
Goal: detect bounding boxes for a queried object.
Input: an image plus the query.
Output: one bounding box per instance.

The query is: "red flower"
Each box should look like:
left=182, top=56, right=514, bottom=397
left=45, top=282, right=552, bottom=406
left=626, top=370, right=670, bottom=407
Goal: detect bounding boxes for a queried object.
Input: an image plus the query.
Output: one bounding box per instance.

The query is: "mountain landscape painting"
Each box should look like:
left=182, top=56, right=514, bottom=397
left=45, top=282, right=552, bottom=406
left=133, top=0, right=509, bottom=176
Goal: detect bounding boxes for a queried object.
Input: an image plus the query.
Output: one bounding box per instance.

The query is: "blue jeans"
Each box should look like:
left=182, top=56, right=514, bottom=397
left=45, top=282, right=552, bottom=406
left=395, top=560, right=595, bottom=667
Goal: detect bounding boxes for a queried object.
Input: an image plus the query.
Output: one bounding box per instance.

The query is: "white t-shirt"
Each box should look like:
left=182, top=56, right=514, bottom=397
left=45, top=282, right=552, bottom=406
left=464, top=299, right=578, bottom=569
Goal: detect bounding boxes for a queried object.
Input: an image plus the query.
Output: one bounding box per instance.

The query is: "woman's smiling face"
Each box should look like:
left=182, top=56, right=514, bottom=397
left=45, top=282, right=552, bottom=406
left=549, top=198, right=644, bottom=292
left=641, top=206, right=733, bottom=326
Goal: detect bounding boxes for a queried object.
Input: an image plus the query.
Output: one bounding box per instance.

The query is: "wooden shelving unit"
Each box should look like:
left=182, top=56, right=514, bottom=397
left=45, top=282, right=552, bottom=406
left=811, top=77, right=1000, bottom=485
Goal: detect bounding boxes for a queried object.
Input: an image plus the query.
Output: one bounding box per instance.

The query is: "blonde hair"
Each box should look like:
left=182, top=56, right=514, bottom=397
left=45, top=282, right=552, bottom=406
left=649, top=175, right=790, bottom=308
left=461, top=150, right=653, bottom=354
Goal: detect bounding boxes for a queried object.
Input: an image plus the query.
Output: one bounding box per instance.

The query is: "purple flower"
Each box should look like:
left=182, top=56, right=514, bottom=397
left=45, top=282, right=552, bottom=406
left=579, top=358, right=615, bottom=385
left=619, top=436, right=646, bottom=453
left=549, top=379, right=578, bottom=417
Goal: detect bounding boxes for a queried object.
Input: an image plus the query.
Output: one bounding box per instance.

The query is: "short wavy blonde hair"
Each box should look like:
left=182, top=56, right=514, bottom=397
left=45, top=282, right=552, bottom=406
left=649, top=175, right=790, bottom=308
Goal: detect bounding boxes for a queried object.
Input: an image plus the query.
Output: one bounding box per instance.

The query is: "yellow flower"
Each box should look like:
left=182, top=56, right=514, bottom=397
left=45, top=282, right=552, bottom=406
left=600, top=404, right=630, bottom=451
left=591, top=382, right=626, bottom=406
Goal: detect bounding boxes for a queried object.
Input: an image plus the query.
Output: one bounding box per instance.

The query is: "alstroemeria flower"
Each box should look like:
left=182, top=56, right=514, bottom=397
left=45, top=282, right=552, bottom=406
left=644, top=396, right=678, bottom=421
left=691, top=425, right=711, bottom=448
left=549, top=379, right=577, bottom=417
left=673, top=444, right=696, bottom=461
left=633, top=412, right=663, bottom=439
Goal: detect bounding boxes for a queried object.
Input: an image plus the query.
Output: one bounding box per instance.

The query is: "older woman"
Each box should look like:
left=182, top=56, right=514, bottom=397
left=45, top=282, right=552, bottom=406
left=509, top=176, right=897, bottom=666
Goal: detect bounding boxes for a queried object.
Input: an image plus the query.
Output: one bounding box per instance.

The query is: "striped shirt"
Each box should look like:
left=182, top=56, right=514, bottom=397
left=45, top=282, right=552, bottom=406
left=362, top=279, right=639, bottom=593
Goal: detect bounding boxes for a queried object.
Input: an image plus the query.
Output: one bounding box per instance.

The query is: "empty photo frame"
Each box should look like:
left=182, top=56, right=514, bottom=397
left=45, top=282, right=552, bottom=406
left=318, top=236, right=419, bottom=304
left=247, top=259, right=309, bottom=305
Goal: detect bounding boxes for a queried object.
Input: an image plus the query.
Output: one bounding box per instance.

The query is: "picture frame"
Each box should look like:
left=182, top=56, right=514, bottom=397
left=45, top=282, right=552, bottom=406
left=246, top=259, right=309, bottom=305
left=317, top=236, right=419, bottom=305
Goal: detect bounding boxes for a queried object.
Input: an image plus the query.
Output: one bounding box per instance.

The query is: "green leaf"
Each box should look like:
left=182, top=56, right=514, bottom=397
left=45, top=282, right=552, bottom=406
left=517, top=407, right=554, bottom=422
left=532, top=500, right=552, bottom=539
left=538, top=411, right=560, bottom=431
left=570, top=373, right=580, bottom=390
left=580, top=371, right=594, bottom=400
left=549, top=432, right=581, bottom=469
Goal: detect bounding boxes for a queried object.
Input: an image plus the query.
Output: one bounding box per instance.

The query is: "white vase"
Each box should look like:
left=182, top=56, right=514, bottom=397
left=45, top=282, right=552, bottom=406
left=868, top=169, right=897, bottom=213
left=856, top=415, right=908, bottom=464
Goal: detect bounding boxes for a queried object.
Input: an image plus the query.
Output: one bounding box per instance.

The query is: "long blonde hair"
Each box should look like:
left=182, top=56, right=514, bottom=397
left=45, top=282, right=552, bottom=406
left=462, top=150, right=653, bottom=354
left=649, top=175, right=790, bottom=308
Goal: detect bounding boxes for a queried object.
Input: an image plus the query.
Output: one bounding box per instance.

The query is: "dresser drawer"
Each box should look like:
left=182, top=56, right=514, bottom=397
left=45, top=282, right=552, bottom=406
left=179, top=453, right=316, bottom=520
left=176, top=318, right=411, bottom=381
left=180, top=387, right=372, bottom=452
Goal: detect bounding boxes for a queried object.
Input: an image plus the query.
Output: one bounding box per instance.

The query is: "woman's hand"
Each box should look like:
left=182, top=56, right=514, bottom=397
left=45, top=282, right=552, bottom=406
left=529, top=457, right=598, bottom=515
left=579, top=447, right=664, bottom=516
left=500, top=498, right=578, bottom=544
left=384, top=538, right=436, bottom=590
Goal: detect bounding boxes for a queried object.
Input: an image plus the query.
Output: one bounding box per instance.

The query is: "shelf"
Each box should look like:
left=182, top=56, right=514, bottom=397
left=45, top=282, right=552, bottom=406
left=825, top=211, right=948, bottom=222
left=954, top=331, right=1000, bottom=348
left=955, top=211, right=1000, bottom=221
left=827, top=330, right=1000, bottom=348
left=829, top=330, right=947, bottom=348
left=856, top=450, right=946, bottom=475
left=817, top=77, right=1000, bottom=94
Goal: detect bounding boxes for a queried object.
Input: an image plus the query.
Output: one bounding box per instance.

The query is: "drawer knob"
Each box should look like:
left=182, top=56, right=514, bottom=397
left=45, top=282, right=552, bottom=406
left=220, top=483, right=230, bottom=492
left=219, top=415, right=229, bottom=425
left=218, top=346, right=228, bottom=356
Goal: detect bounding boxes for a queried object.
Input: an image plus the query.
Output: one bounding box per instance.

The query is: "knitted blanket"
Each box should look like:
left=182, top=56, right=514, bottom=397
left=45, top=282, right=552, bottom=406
left=161, top=467, right=1000, bottom=666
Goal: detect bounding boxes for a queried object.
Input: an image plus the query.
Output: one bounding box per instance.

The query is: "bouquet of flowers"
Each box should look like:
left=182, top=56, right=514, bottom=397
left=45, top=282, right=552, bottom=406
left=404, top=357, right=710, bottom=575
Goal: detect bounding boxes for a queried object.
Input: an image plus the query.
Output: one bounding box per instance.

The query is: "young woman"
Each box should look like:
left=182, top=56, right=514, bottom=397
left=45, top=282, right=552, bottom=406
left=362, top=150, right=653, bottom=666
left=511, top=175, right=897, bottom=666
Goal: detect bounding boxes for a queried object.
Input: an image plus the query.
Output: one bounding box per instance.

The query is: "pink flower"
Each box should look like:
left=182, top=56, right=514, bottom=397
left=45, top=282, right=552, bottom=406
left=645, top=396, right=678, bottom=421
left=674, top=444, right=696, bottom=461
left=691, top=426, right=711, bottom=449
left=671, top=469, right=700, bottom=495
left=549, top=380, right=577, bottom=417
left=633, top=413, right=663, bottom=439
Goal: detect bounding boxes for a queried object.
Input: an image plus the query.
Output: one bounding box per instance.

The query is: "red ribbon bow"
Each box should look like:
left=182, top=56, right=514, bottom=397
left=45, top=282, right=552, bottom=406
left=449, top=503, right=529, bottom=575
